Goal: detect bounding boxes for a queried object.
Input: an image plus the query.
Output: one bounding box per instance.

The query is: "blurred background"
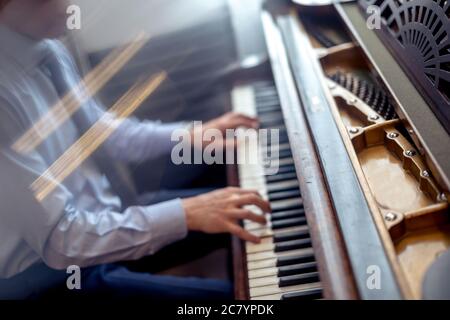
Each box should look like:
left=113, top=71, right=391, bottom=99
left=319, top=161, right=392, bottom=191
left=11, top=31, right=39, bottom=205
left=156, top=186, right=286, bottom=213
left=66, top=0, right=266, bottom=191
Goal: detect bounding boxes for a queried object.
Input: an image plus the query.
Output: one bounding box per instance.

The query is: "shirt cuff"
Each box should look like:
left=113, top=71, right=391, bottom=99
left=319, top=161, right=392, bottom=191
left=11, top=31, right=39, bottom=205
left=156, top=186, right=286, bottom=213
left=143, top=198, right=188, bottom=254
left=148, top=122, right=189, bottom=155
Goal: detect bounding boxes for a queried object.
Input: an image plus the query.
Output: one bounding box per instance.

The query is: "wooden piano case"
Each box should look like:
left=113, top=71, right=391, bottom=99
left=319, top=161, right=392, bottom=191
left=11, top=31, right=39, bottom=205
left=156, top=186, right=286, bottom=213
left=230, top=0, right=450, bottom=300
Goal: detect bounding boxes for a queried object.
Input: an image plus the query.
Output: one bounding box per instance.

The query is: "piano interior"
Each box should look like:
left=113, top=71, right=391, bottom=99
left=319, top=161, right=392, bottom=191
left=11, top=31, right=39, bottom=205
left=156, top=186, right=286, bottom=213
left=304, top=5, right=449, bottom=299
left=320, top=22, right=449, bottom=300
left=231, top=0, right=450, bottom=300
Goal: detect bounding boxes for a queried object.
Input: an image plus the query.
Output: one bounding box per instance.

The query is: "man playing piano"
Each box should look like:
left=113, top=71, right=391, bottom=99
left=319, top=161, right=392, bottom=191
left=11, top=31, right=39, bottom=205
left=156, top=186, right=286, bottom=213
left=0, top=0, right=270, bottom=299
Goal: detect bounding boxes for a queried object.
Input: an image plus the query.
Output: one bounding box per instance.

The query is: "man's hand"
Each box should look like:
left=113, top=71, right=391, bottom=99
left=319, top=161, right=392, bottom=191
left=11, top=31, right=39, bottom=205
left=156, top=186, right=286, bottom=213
left=182, top=187, right=270, bottom=243
left=204, top=112, right=259, bottom=133
left=190, top=112, right=259, bottom=149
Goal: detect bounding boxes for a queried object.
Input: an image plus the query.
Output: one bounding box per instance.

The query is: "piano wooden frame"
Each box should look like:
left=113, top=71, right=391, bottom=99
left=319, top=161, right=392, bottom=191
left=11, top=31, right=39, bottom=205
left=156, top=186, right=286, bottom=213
left=228, top=0, right=450, bottom=300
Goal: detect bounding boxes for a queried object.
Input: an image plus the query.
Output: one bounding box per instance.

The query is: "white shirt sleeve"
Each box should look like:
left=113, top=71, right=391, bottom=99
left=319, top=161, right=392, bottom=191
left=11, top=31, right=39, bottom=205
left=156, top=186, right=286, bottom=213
left=56, top=40, right=188, bottom=164
left=0, top=99, right=188, bottom=272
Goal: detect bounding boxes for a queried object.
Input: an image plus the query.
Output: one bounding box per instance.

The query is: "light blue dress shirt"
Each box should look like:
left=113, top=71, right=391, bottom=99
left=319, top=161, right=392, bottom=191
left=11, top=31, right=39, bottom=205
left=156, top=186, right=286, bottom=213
left=0, top=24, right=188, bottom=279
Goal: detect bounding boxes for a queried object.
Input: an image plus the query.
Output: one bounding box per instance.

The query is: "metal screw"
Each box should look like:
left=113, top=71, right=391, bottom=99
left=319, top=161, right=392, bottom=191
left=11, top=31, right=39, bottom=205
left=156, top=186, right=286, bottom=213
left=369, top=115, right=380, bottom=121
left=329, top=82, right=337, bottom=90
left=438, top=193, right=448, bottom=202
left=405, top=150, right=417, bottom=157
left=422, top=170, right=430, bottom=178
left=349, top=127, right=359, bottom=134
left=385, top=212, right=397, bottom=222
left=349, top=98, right=358, bottom=105
left=388, top=132, right=399, bottom=139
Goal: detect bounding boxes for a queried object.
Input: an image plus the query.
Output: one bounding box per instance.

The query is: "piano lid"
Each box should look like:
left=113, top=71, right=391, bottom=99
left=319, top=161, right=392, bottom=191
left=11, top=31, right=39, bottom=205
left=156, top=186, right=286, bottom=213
left=359, top=0, right=450, bottom=135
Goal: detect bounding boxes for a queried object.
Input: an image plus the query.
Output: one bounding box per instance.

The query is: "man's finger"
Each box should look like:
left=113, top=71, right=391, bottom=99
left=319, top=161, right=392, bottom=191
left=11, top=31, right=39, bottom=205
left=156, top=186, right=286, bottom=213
left=223, top=187, right=261, bottom=197
left=233, top=194, right=271, bottom=213
left=230, top=114, right=259, bottom=129
left=227, top=209, right=267, bottom=225
left=226, top=222, right=261, bottom=244
left=223, top=137, right=238, bottom=150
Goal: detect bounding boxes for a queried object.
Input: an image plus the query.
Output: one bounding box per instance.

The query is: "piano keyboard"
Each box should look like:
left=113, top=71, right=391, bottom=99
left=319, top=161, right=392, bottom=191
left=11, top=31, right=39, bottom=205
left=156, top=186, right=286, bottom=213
left=232, top=82, right=323, bottom=300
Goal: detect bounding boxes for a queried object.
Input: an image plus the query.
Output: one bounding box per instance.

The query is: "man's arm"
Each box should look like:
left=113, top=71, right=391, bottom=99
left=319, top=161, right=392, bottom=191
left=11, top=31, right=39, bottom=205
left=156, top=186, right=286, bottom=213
left=58, top=40, right=258, bottom=164
left=97, top=111, right=186, bottom=163
left=55, top=40, right=184, bottom=164
left=0, top=147, right=187, bottom=271
left=0, top=96, right=188, bottom=270
left=0, top=105, right=267, bottom=271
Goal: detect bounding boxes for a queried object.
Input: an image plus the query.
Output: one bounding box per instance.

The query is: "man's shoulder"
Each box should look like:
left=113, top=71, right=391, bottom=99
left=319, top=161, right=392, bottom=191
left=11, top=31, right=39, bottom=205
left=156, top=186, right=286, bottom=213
left=0, top=80, right=28, bottom=147
left=0, top=51, right=27, bottom=101
left=45, top=39, right=75, bottom=61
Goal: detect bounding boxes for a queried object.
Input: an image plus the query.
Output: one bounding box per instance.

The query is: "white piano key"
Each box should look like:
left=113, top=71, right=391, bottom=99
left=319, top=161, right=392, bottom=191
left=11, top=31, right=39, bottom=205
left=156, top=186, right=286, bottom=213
left=248, top=267, right=278, bottom=280
left=249, top=275, right=279, bottom=288
left=231, top=86, right=257, bottom=117
left=247, top=258, right=278, bottom=271
left=251, top=284, right=322, bottom=300
left=246, top=242, right=275, bottom=254
left=245, top=218, right=272, bottom=231
left=247, top=249, right=314, bottom=272
left=250, top=282, right=322, bottom=298
left=246, top=248, right=314, bottom=262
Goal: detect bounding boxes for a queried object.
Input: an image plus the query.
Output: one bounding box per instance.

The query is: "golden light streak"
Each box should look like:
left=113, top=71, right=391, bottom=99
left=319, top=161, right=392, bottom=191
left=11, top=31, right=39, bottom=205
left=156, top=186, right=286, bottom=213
left=12, top=31, right=149, bottom=154
left=31, top=71, right=167, bottom=202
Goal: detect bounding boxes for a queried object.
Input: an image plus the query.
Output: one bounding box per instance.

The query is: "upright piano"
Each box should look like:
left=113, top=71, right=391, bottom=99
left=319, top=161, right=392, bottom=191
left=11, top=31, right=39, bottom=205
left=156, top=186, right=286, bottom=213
left=228, top=0, right=450, bottom=300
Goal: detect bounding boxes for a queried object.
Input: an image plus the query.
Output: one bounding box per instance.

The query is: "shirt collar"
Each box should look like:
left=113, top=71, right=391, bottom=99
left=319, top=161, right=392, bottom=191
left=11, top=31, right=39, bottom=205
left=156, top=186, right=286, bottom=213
left=0, top=23, right=51, bottom=71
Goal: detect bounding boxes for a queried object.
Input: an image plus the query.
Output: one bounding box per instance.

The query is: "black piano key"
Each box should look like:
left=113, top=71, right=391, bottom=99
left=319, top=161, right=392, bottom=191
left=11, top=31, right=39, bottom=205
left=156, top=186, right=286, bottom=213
left=273, top=149, right=292, bottom=160
left=267, top=181, right=299, bottom=194
left=278, top=134, right=289, bottom=144
left=256, top=102, right=279, bottom=108
left=273, top=228, right=309, bottom=243
left=260, top=114, right=284, bottom=121
left=258, top=107, right=280, bottom=114
left=277, top=253, right=316, bottom=267
left=255, top=94, right=279, bottom=101
left=281, top=287, right=323, bottom=300
left=261, top=121, right=285, bottom=129
left=269, top=165, right=296, bottom=175
left=255, top=90, right=279, bottom=97
left=259, top=112, right=283, bottom=120
left=278, top=261, right=317, bottom=277
left=276, top=127, right=288, bottom=134
left=279, top=272, right=320, bottom=287
left=265, top=172, right=297, bottom=183
left=257, top=107, right=281, bottom=114
left=255, top=90, right=279, bottom=98
left=274, top=238, right=312, bottom=253
left=254, top=81, right=277, bottom=88
left=271, top=209, right=305, bottom=221
left=266, top=125, right=286, bottom=133
left=255, top=93, right=279, bottom=101
left=266, top=139, right=288, bottom=150
left=269, top=189, right=301, bottom=201
left=264, top=154, right=293, bottom=165
left=255, top=100, right=281, bottom=109
left=271, top=201, right=303, bottom=213
left=271, top=217, right=307, bottom=229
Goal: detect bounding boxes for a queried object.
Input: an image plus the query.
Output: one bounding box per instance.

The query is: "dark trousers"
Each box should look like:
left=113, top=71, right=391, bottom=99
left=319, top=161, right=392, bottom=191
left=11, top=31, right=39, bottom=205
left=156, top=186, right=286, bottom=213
left=1, top=163, right=232, bottom=300
left=0, top=188, right=232, bottom=300
left=42, top=232, right=232, bottom=301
